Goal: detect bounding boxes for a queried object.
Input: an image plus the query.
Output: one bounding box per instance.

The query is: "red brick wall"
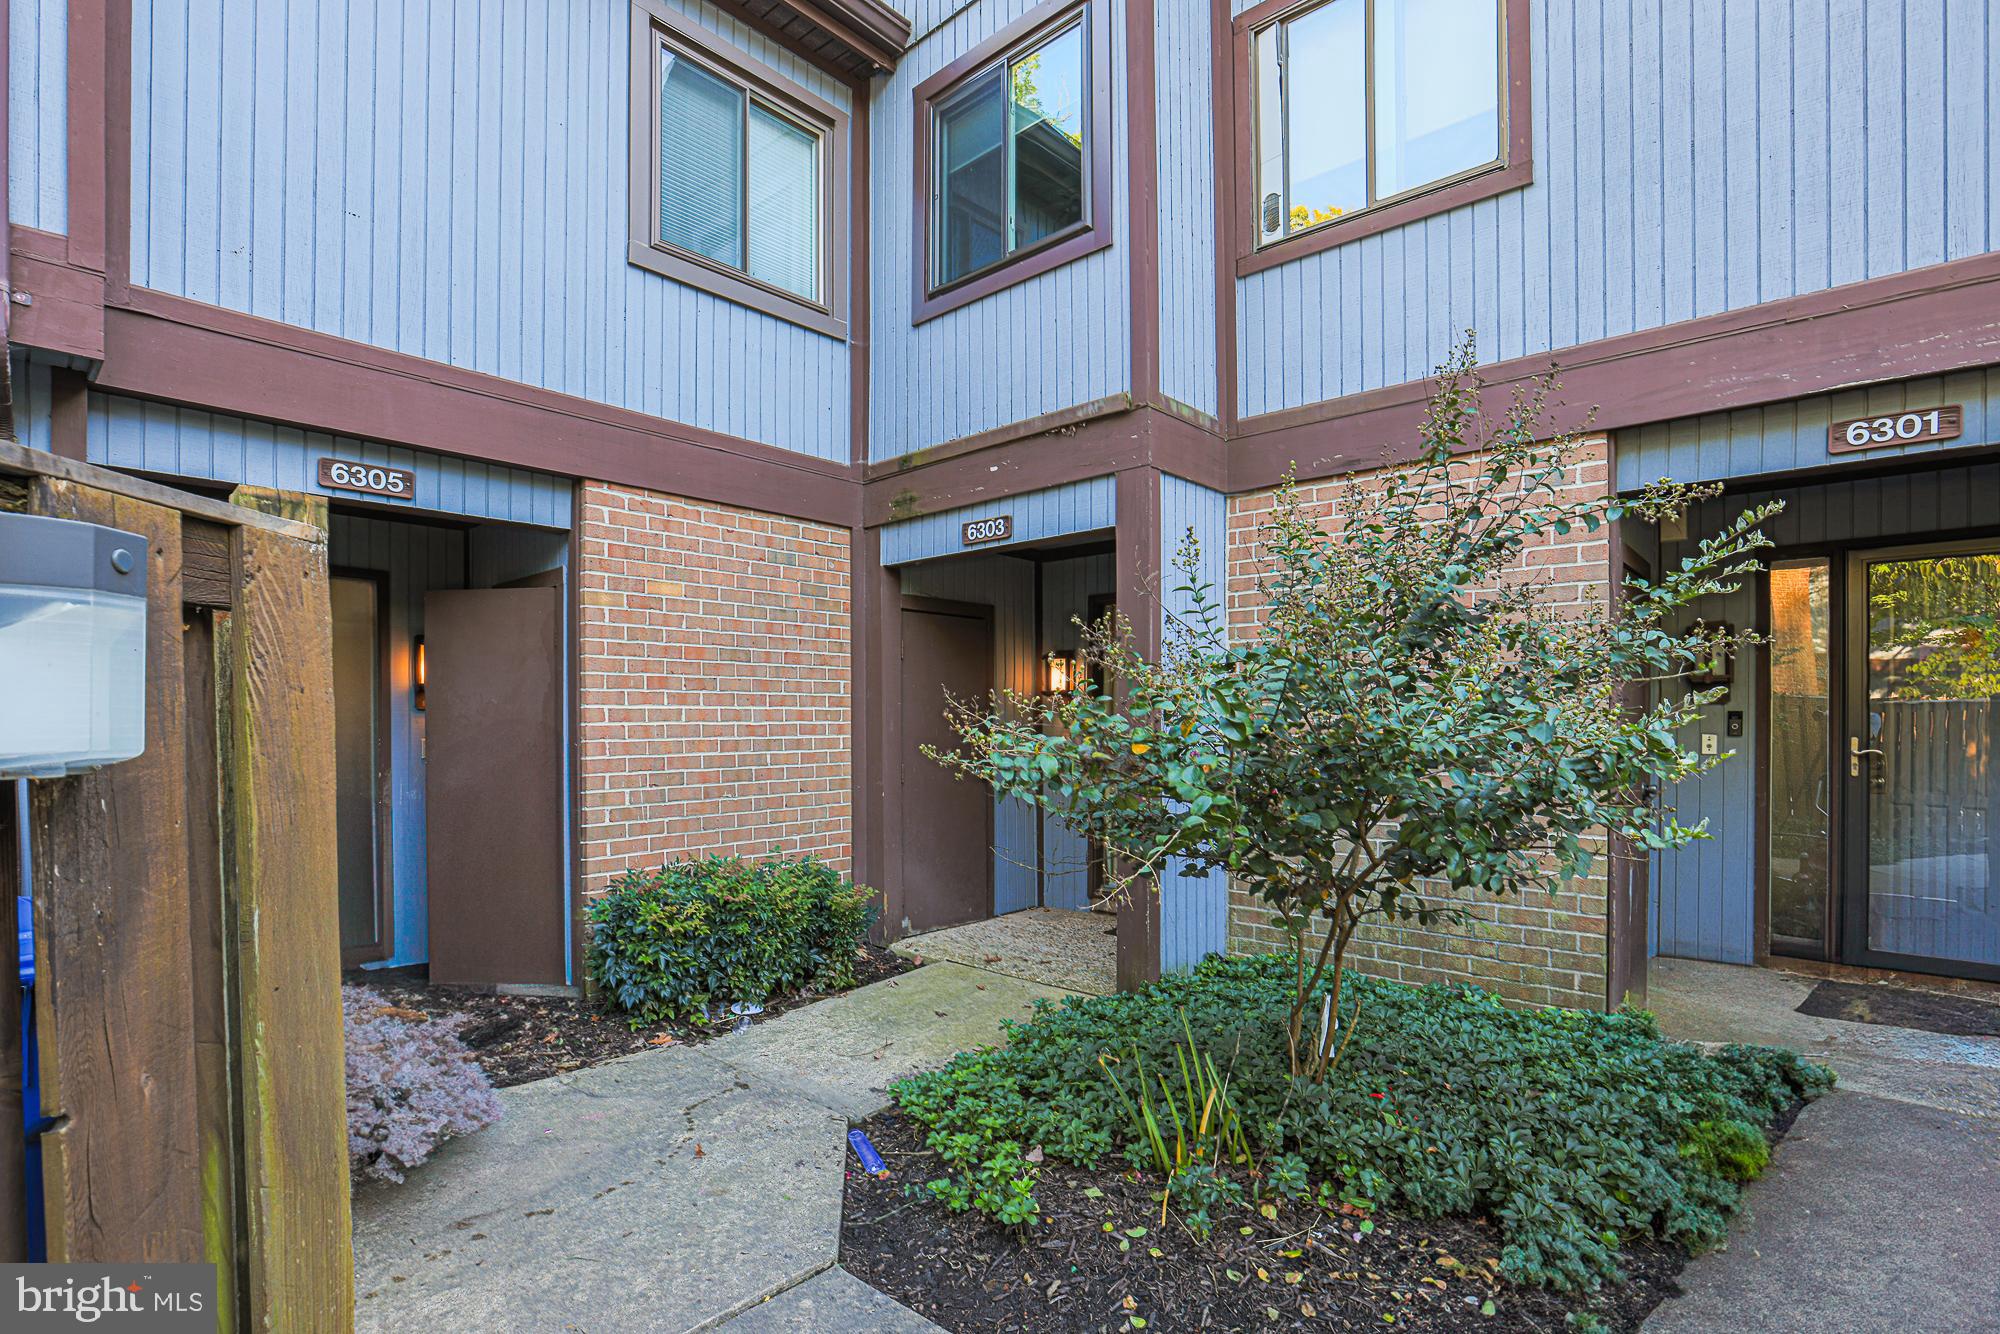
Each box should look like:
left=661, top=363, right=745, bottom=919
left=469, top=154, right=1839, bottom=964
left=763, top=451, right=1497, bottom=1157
left=1222, top=440, right=1616, bottom=1010
left=577, top=483, right=851, bottom=896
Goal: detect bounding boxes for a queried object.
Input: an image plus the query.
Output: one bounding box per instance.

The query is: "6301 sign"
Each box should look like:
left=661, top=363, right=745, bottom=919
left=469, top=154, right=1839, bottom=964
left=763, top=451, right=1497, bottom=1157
left=317, top=457, right=416, bottom=499
left=1828, top=405, right=1962, bottom=454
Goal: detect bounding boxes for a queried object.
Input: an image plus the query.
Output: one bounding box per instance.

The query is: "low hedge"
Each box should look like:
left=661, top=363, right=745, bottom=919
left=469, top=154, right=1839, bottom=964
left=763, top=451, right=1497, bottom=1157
left=587, top=853, right=878, bottom=1026
left=891, top=954, right=1834, bottom=1292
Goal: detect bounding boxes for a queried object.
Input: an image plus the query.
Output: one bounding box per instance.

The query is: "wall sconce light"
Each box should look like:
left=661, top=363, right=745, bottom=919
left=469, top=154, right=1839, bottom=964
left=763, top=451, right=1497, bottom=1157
left=0, top=513, right=150, bottom=777
left=1043, top=650, right=1081, bottom=695
left=1687, top=621, right=1735, bottom=689
left=413, top=636, right=427, bottom=711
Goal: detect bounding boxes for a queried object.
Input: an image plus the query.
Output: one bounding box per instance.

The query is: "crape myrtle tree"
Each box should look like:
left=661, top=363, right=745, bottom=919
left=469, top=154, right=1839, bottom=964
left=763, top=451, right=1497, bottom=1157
left=928, top=340, right=1779, bottom=1079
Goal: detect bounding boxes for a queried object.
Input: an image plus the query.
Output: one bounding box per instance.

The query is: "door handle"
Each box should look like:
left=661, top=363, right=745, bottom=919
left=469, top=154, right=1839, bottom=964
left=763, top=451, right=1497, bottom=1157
left=1849, top=736, right=1884, bottom=777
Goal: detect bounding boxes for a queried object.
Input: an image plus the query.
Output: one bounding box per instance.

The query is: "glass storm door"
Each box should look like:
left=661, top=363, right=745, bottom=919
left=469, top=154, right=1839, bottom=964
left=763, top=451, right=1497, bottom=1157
left=1768, top=559, right=1834, bottom=955
left=1842, top=543, right=2000, bottom=980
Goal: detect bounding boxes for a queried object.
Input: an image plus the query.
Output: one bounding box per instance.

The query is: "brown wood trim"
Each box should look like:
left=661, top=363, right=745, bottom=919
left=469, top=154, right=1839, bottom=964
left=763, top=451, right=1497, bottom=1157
left=1229, top=0, right=1531, bottom=278
left=909, top=0, right=1116, bottom=325
left=95, top=291, right=863, bottom=527
left=628, top=0, right=852, bottom=338
left=7, top=236, right=107, bottom=360
left=783, top=0, right=911, bottom=66
left=1209, top=0, right=1241, bottom=433
left=48, top=368, right=90, bottom=461
left=1228, top=249, right=2000, bottom=495
left=565, top=505, right=588, bottom=988
left=863, top=402, right=1225, bottom=526
left=857, top=525, right=903, bottom=939
left=1751, top=563, right=1774, bottom=967
left=102, top=0, right=130, bottom=300
left=1113, top=466, right=1162, bottom=990
left=66, top=0, right=111, bottom=278
left=330, top=566, right=395, bottom=970
left=1125, top=0, right=1160, bottom=404
left=865, top=393, right=1133, bottom=479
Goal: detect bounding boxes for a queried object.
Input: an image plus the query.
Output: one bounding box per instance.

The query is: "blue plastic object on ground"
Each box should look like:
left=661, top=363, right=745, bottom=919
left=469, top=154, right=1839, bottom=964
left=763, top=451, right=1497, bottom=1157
left=847, top=1128, right=888, bottom=1176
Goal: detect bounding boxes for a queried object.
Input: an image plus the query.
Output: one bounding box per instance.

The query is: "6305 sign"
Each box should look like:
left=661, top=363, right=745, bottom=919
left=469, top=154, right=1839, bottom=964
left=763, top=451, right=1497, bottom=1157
left=1828, top=405, right=1962, bottom=454
left=317, top=457, right=416, bottom=499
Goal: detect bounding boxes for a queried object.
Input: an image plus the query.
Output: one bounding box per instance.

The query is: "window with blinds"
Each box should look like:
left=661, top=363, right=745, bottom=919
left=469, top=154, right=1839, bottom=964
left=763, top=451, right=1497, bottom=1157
left=654, top=39, right=825, bottom=306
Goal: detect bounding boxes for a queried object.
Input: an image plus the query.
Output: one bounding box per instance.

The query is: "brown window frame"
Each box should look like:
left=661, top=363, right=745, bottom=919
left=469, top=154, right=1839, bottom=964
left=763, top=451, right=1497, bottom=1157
left=910, top=0, right=1113, bottom=326
left=1231, top=0, right=1531, bottom=278
left=627, top=0, right=851, bottom=339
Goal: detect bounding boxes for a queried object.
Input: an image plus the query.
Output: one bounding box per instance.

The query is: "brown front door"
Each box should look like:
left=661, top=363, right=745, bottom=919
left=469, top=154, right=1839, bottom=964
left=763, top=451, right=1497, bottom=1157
left=900, top=598, right=994, bottom=933
left=424, top=587, right=567, bottom=986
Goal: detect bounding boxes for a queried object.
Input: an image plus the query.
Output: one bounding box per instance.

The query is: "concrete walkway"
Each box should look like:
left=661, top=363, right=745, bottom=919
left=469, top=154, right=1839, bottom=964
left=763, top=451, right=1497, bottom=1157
left=352, top=963, right=1077, bottom=1332
left=1644, top=961, right=2000, bottom=1332
left=895, top=907, right=1117, bottom=996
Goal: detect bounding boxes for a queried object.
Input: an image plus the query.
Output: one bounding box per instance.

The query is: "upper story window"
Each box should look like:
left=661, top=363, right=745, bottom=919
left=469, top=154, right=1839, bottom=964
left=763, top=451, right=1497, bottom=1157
left=912, top=0, right=1112, bottom=324
left=1235, top=0, right=1528, bottom=274
left=628, top=2, right=849, bottom=338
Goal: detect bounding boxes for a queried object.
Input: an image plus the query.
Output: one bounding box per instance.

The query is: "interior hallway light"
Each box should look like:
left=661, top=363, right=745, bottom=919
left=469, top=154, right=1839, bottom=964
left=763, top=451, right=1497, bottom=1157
left=414, top=636, right=427, bottom=711
left=1044, top=650, right=1081, bottom=694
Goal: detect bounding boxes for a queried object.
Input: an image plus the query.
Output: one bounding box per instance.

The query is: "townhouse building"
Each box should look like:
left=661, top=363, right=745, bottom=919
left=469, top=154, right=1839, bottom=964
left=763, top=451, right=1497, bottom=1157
left=6, top=0, right=1996, bottom=1007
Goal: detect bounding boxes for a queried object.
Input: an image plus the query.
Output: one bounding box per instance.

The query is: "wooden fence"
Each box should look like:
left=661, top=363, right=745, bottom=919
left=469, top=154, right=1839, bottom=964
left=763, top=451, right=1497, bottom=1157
left=0, top=441, right=352, bottom=1329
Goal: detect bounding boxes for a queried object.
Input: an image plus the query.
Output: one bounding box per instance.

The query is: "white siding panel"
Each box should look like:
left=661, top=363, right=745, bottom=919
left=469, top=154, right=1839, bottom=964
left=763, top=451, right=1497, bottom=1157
left=869, top=0, right=1133, bottom=461
left=132, top=0, right=849, bottom=462
left=9, top=0, right=67, bottom=231
left=1235, top=0, right=2000, bottom=418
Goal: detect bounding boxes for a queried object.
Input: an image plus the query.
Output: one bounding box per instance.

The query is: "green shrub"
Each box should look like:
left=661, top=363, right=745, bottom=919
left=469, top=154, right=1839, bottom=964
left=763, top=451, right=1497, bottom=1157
left=1680, top=1119, right=1771, bottom=1182
left=890, top=954, right=1834, bottom=1292
left=586, top=853, right=878, bottom=1026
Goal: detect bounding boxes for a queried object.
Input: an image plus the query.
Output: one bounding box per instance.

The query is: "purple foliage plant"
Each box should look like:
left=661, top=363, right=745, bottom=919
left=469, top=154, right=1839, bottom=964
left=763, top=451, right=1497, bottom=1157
left=343, top=985, right=503, bottom=1184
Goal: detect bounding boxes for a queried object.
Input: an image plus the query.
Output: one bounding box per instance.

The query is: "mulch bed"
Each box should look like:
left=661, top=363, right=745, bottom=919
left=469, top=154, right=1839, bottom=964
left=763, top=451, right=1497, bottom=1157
left=841, top=1110, right=1699, bottom=1333
left=346, top=943, right=916, bottom=1088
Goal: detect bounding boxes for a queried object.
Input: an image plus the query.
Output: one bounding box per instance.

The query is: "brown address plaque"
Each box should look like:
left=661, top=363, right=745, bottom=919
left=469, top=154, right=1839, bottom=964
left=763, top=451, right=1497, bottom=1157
left=961, top=514, right=1014, bottom=546
left=1828, top=404, right=1963, bottom=454
left=318, top=457, right=417, bottom=499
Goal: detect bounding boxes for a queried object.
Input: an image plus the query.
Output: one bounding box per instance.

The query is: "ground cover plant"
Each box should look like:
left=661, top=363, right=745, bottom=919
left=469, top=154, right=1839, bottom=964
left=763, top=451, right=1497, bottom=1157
left=344, top=985, right=503, bottom=1183
left=929, top=341, right=1780, bottom=1078
left=587, top=852, right=879, bottom=1026
left=889, top=955, right=1834, bottom=1295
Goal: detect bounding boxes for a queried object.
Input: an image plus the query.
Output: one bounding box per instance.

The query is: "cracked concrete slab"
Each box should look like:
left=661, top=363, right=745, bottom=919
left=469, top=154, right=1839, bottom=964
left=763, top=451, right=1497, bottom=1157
left=894, top=907, right=1118, bottom=995
left=353, top=1046, right=844, bottom=1333
left=1644, top=1091, right=2000, bottom=1333
left=714, top=1266, right=941, bottom=1332
left=706, top=961, right=1078, bottom=1120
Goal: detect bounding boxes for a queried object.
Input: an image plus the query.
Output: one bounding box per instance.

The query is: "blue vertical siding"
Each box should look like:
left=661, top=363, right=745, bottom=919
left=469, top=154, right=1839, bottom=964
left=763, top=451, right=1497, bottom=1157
left=1232, top=0, right=2000, bottom=418
left=1154, top=0, right=1218, bottom=419
left=1616, top=367, right=2000, bottom=490
left=7, top=355, right=54, bottom=452
left=85, top=392, right=574, bottom=527
left=130, top=0, right=849, bottom=461
left=1649, top=459, right=2000, bottom=965
left=8, top=0, right=66, bottom=231
left=1158, top=473, right=1229, bottom=971
left=880, top=475, right=1117, bottom=565
left=868, top=0, right=1133, bottom=462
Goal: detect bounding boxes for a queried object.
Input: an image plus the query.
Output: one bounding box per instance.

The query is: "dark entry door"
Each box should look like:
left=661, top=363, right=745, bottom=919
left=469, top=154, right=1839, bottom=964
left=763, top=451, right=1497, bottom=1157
left=900, top=599, right=994, bottom=933
left=331, top=572, right=390, bottom=965
left=425, top=587, right=567, bottom=986
left=1607, top=555, right=1652, bottom=1005
left=1841, top=542, right=2000, bottom=981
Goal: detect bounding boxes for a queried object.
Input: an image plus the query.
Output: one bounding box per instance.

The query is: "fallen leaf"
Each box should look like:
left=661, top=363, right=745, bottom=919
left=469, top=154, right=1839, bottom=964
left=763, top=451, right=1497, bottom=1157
left=1122, top=1295, right=1137, bottom=1312
left=1256, top=1267, right=1270, bottom=1282
left=1125, top=1227, right=1147, bottom=1238
left=1285, top=1272, right=1303, bottom=1285
left=648, top=1034, right=677, bottom=1046
left=1082, top=1187, right=1105, bottom=1200
left=1025, top=1146, right=1044, bottom=1163
left=1302, top=1302, right=1318, bottom=1318
left=1480, top=1299, right=1497, bottom=1317
left=692, top=1144, right=705, bottom=1159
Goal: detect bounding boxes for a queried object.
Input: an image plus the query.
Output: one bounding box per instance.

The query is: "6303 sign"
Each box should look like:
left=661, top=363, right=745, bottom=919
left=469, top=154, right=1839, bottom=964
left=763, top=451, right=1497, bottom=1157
left=317, top=457, right=416, bottom=499
left=1828, top=405, right=1962, bottom=454
left=961, top=514, right=1013, bottom=546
